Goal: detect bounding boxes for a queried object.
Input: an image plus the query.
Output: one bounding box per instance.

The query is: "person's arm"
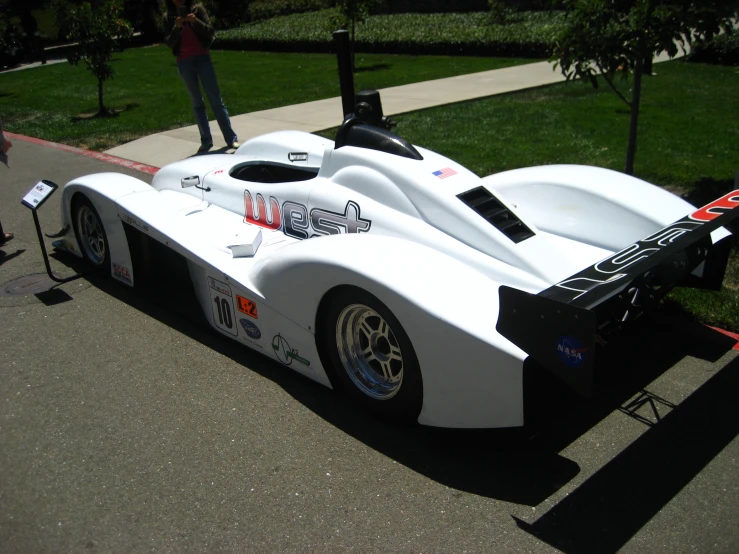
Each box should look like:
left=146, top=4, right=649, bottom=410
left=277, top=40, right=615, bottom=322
left=162, top=12, right=183, bottom=50
left=188, top=5, right=215, bottom=47
left=0, top=119, right=11, bottom=154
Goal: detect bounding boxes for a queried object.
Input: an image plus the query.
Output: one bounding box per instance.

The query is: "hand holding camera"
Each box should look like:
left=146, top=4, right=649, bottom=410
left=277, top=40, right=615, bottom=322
left=175, top=6, right=193, bottom=28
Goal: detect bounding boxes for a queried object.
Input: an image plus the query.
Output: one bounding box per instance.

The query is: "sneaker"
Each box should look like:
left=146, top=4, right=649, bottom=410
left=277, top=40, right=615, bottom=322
left=198, top=142, right=213, bottom=153
left=229, top=141, right=241, bottom=150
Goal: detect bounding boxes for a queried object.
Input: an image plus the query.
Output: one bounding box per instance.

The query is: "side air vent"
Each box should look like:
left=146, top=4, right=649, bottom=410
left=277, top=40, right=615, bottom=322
left=457, top=187, right=535, bottom=243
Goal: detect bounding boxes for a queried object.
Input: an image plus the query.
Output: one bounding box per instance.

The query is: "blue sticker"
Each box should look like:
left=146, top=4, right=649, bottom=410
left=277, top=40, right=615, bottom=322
left=557, top=336, right=586, bottom=368
left=239, top=319, right=261, bottom=339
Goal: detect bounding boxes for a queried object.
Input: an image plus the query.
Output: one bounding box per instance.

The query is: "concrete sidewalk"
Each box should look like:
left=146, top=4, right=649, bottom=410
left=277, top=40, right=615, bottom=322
left=105, top=51, right=678, bottom=169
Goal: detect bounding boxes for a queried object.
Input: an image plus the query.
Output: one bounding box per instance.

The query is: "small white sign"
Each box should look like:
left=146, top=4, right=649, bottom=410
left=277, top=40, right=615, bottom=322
left=22, top=180, right=58, bottom=210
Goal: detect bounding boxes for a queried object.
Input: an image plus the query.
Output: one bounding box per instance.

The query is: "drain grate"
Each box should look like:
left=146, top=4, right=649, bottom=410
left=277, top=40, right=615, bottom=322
left=1, top=273, right=57, bottom=297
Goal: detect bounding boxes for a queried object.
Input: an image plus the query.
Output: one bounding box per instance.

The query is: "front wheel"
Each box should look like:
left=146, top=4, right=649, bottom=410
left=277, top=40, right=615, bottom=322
left=321, top=287, right=422, bottom=422
left=73, top=195, right=109, bottom=269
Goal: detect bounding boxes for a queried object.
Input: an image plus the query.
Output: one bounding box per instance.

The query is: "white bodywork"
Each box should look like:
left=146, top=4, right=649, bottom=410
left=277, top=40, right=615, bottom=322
left=57, top=130, right=719, bottom=428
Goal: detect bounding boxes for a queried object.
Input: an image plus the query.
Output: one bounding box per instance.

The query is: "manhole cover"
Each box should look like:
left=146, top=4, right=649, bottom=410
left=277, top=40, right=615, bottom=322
left=0, top=273, right=57, bottom=297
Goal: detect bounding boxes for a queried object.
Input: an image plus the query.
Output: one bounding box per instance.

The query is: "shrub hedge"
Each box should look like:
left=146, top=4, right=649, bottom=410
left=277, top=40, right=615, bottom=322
left=247, top=0, right=334, bottom=23
left=215, top=9, right=565, bottom=57
left=688, top=33, right=739, bottom=66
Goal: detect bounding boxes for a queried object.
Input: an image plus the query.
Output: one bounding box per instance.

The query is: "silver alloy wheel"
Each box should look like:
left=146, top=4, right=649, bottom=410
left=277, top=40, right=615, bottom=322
left=76, top=204, right=106, bottom=265
left=336, top=303, right=404, bottom=400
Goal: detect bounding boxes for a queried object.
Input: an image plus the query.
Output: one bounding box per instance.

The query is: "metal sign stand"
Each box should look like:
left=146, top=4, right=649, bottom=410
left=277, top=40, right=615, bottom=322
left=22, top=180, right=85, bottom=284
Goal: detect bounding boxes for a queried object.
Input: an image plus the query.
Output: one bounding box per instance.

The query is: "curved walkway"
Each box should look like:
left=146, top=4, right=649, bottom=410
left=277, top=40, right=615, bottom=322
left=104, top=50, right=680, bottom=169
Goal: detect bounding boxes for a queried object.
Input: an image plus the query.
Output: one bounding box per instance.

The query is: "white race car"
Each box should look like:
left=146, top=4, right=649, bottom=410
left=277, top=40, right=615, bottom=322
left=53, top=105, right=739, bottom=428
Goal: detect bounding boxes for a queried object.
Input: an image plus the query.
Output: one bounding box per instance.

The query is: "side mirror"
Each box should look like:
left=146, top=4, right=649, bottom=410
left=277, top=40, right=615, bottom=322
left=181, top=175, right=200, bottom=188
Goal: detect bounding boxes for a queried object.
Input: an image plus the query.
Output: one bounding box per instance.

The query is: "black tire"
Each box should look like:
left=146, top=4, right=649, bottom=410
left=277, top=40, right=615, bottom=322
left=321, top=287, right=423, bottom=423
left=73, top=195, right=110, bottom=270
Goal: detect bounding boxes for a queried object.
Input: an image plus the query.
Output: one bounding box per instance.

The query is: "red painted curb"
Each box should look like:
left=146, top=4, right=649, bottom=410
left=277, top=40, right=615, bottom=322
left=5, top=132, right=160, bottom=175
left=708, top=326, right=739, bottom=351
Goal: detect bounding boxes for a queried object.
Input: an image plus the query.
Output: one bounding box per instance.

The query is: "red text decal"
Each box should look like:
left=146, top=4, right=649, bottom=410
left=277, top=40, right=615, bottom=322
left=690, top=189, right=739, bottom=222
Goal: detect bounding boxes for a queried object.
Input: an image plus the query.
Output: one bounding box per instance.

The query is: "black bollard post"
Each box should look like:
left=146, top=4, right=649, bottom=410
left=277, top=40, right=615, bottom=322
left=333, top=29, right=355, bottom=120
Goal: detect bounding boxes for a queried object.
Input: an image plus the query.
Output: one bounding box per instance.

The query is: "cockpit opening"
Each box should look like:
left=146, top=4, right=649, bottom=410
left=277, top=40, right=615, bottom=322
left=229, top=162, right=319, bottom=184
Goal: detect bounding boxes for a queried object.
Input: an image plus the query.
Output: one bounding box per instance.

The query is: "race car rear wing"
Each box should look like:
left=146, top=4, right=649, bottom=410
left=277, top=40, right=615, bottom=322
left=497, top=189, right=739, bottom=397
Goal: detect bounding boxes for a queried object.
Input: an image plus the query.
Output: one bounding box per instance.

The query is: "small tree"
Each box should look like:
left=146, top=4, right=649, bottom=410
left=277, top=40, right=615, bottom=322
left=331, top=0, right=380, bottom=67
left=553, top=0, right=738, bottom=175
left=54, top=0, right=133, bottom=116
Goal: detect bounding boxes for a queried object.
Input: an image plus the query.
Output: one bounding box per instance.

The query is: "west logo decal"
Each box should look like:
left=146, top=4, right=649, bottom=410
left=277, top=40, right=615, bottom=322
left=243, top=190, right=371, bottom=240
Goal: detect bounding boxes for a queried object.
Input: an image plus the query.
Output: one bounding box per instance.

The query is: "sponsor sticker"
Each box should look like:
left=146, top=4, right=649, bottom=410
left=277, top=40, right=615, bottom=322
left=236, top=295, right=258, bottom=319
left=239, top=319, right=261, bottom=340
left=432, top=167, right=457, bottom=179
left=208, top=277, right=238, bottom=337
left=208, top=277, right=232, bottom=297
left=556, top=336, right=587, bottom=368
left=120, top=213, right=149, bottom=233
left=288, top=152, right=309, bottom=162
left=271, top=334, right=310, bottom=367
left=112, top=263, right=132, bottom=285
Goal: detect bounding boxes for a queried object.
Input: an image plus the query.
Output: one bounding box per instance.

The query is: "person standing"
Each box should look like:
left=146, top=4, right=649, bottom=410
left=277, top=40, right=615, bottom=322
left=163, top=0, right=239, bottom=153
left=20, top=10, right=47, bottom=65
left=0, top=119, right=14, bottom=246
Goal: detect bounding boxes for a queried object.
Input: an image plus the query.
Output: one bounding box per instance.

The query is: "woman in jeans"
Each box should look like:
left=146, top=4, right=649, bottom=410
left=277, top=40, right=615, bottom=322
left=164, top=0, right=239, bottom=153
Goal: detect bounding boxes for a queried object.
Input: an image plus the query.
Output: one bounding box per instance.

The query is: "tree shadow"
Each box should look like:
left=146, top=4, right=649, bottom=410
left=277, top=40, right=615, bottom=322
left=355, top=63, right=391, bottom=73
left=70, top=102, right=139, bottom=121
left=681, top=176, right=736, bottom=205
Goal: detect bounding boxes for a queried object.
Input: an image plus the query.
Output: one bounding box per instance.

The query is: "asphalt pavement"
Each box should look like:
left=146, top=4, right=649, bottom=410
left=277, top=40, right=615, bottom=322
left=1, top=133, right=738, bottom=553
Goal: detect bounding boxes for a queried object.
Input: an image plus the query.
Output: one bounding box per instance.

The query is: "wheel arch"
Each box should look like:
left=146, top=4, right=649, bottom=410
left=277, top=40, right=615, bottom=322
left=60, top=173, right=153, bottom=285
left=252, top=234, right=529, bottom=428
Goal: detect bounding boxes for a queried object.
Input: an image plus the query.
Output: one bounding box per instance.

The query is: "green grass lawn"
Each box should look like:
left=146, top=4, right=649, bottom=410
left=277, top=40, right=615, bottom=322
left=0, top=45, right=532, bottom=150
left=385, top=61, right=738, bottom=193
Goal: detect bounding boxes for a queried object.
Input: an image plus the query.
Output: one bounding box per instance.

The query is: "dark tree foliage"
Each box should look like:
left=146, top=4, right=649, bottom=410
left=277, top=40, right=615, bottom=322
left=553, top=0, right=739, bottom=175
left=330, top=0, right=381, bottom=66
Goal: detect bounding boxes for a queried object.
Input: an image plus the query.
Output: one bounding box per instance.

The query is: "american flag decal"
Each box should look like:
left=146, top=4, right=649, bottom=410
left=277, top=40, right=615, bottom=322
left=432, top=167, right=457, bottom=179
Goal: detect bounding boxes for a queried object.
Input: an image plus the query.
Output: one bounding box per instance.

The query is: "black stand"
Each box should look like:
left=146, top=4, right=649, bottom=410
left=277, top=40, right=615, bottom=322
left=32, top=210, right=84, bottom=284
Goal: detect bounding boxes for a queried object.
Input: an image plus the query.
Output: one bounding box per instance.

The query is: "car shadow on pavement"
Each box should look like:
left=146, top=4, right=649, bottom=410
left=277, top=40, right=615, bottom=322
left=514, top=354, right=739, bottom=554
left=87, top=272, right=737, bottom=515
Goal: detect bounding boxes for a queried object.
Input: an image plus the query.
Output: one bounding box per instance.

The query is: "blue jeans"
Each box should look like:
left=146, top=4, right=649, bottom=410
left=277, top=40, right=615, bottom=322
left=177, top=54, right=237, bottom=146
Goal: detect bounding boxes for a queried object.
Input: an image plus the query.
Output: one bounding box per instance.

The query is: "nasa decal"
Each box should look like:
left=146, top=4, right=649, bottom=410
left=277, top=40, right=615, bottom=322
left=244, top=190, right=371, bottom=240
left=556, top=336, right=587, bottom=368
left=208, top=277, right=238, bottom=337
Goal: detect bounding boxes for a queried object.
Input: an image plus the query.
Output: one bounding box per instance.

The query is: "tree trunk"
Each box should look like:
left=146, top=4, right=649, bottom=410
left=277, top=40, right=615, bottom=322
left=624, top=55, right=643, bottom=175
left=625, top=0, right=655, bottom=175
left=97, top=77, right=105, bottom=116
left=350, top=17, right=356, bottom=70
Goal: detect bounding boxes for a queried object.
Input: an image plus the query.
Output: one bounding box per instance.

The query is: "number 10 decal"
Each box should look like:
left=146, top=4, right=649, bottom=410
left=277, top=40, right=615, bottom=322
left=208, top=277, right=238, bottom=336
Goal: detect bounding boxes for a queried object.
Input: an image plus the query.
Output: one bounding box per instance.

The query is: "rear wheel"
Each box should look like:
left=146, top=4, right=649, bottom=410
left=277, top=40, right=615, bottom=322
left=322, top=287, right=422, bottom=422
left=73, top=195, right=109, bottom=269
